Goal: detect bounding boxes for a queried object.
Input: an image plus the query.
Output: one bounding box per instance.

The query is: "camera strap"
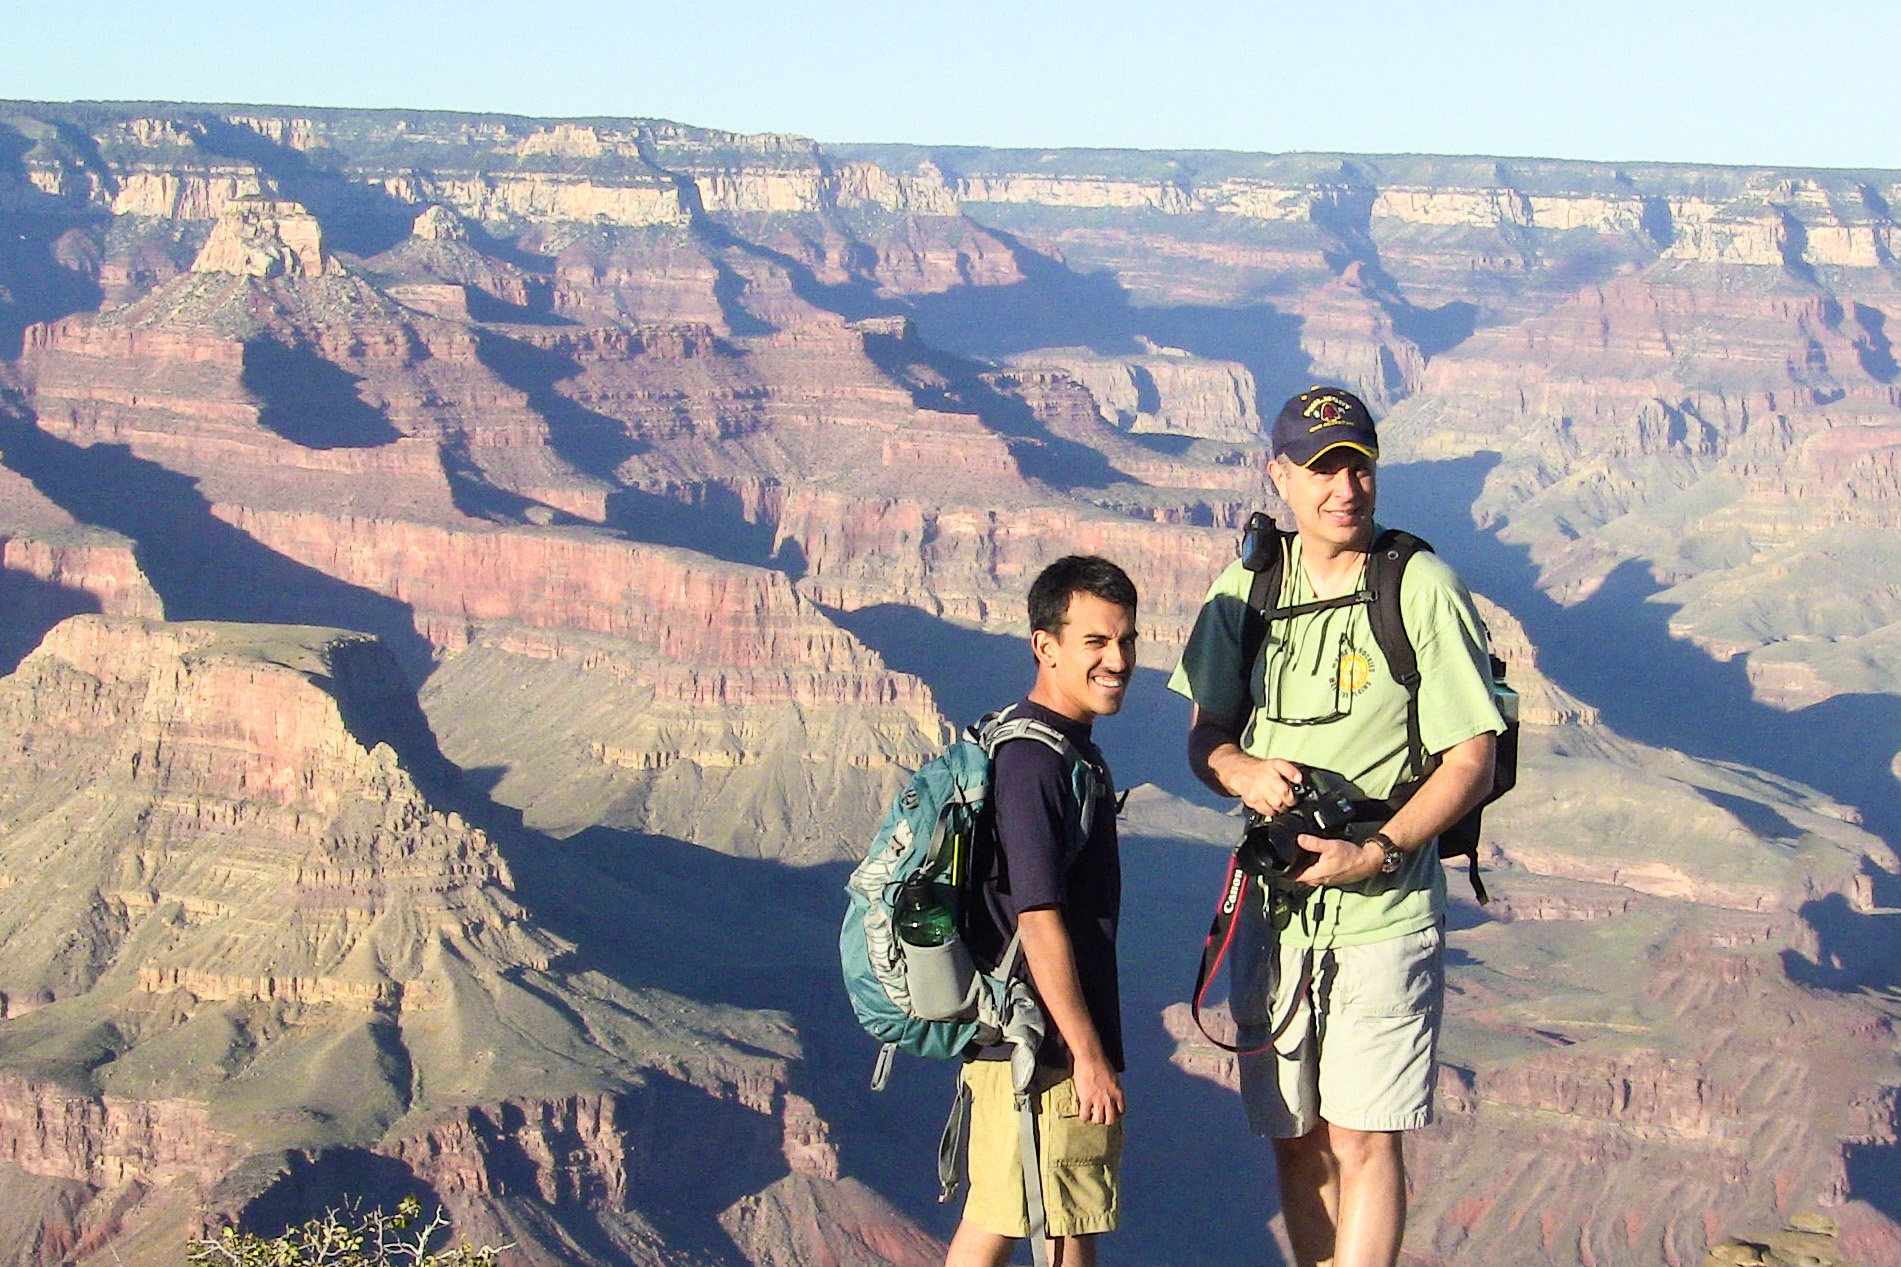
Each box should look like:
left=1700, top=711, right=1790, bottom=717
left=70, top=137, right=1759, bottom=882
left=1189, top=854, right=1311, bottom=1055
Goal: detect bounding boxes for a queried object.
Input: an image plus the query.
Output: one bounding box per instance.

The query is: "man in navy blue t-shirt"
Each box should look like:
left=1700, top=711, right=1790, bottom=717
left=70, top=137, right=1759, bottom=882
left=949, top=555, right=1138, bottom=1267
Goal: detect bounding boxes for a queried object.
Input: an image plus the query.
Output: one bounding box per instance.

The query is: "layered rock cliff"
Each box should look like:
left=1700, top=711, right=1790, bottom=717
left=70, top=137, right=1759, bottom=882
left=2, top=99, right=1900, bottom=1267
left=0, top=616, right=931, bottom=1267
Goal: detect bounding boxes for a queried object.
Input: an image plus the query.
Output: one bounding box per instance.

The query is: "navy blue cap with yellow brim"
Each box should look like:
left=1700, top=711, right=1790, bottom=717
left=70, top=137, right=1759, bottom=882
left=1270, top=385, right=1380, bottom=467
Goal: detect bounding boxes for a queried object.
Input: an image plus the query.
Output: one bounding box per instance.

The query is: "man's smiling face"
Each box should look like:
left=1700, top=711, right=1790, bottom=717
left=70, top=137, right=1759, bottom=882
left=1270, top=447, right=1378, bottom=553
left=1031, top=591, right=1138, bottom=723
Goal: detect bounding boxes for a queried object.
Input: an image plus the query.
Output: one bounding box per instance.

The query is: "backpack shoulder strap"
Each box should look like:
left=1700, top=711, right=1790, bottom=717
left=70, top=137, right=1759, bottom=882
left=980, top=713, right=1103, bottom=864
left=1364, top=528, right=1433, bottom=779
left=966, top=703, right=1016, bottom=745
left=1239, top=513, right=1291, bottom=702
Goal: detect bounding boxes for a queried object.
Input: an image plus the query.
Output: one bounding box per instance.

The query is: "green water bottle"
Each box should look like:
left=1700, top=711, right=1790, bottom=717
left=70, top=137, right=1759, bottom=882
left=895, top=877, right=956, bottom=946
left=896, top=876, right=975, bottom=1021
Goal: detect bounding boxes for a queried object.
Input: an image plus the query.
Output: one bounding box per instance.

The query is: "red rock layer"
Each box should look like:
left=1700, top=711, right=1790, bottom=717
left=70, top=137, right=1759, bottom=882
left=1388, top=272, right=1901, bottom=598
left=0, top=614, right=924, bottom=1265
left=216, top=506, right=896, bottom=675
left=777, top=488, right=1245, bottom=645
left=1, top=535, right=161, bottom=621
left=0, top=1071, right=235, bottom=1189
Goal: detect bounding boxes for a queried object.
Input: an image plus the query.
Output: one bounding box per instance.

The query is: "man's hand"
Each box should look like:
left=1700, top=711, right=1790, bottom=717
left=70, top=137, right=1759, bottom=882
left=1293, top=834, right=1387, bottom=887
left=1188, top=706, right=1304, bottom=815
left=1293, top=731, right=1497, bottom=891
left=1016, top=907, right=1123, bottom=1125
left=1071, top=1051, right=1125, bottom=1126
left=1225, top=754, right=1306, bottom=818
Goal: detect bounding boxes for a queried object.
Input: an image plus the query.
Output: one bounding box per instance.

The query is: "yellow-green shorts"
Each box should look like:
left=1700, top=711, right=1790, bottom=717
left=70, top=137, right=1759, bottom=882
left=961, top=1059, right=1123, bottom=1238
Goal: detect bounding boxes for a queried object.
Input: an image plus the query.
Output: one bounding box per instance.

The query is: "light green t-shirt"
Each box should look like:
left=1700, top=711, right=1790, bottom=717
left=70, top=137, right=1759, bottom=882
left=1167, top=529, right=1505, bottom=947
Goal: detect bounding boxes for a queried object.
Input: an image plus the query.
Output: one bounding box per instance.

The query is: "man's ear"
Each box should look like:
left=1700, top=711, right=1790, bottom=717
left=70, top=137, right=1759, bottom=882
left=1030, top=627, right=1056, bottom=668
left=1266, top=457, right=1290, bottom=500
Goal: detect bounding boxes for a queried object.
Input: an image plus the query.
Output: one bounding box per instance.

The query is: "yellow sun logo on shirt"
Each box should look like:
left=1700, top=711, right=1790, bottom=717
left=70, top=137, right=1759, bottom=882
left=1336, top=649, right=1374, bottom=695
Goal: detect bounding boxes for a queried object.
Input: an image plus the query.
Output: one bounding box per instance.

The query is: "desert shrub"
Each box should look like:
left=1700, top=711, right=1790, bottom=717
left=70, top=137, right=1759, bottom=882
left=187, top=1196, right=505, bottom=1267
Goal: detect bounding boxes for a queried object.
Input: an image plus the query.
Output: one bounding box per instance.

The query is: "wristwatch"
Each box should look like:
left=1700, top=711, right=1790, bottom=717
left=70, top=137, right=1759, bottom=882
left=1366, top=832, right=1404, bottom=875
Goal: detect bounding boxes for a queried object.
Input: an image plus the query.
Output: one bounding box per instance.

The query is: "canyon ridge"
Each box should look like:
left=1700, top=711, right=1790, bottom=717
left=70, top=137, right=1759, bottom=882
left=1, top=100, right=1899, bottom=1267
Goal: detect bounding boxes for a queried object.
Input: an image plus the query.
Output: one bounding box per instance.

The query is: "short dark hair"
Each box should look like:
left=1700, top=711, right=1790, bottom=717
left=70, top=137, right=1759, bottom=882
left=1028, top=555, right=1138, bottom=637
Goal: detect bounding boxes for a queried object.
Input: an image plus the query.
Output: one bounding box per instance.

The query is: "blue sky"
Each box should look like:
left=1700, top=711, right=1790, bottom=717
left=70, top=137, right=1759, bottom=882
left=3, top=0, right=1895, bottom=169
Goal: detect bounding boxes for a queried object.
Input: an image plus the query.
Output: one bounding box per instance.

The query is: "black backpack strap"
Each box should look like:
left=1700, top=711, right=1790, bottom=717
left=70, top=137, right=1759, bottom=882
left=1236, top=519, right=1436, bottom=782
left=1363, top=529, right=1433, bottom=782
left=1238, top=515, right=1286, bottom=706
left=1365, top=531, right=1497, bottom=902
left=1240, top=517, right=1383, bottom=707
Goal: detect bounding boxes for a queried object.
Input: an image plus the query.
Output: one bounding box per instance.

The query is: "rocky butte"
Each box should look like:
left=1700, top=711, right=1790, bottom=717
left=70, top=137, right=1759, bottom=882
left=0, top=100, right=1898, bottom=1266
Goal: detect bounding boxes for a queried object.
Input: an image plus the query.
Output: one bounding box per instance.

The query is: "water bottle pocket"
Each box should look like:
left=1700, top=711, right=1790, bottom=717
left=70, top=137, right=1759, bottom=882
left=906, top=936, right=978, bottom=1021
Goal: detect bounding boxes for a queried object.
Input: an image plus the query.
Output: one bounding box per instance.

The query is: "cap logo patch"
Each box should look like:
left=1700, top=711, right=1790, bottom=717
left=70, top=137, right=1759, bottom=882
left=1303, top=395, right=1353, bottom=431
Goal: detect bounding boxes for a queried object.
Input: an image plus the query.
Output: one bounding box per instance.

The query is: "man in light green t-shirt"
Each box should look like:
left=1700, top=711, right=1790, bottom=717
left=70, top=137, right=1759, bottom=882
left=1169, top=386, right=1503, bottom=1267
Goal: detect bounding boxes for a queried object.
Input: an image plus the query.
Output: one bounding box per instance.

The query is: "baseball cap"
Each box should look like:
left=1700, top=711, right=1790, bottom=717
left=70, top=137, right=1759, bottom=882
left=1271, top=385, right=1379, bottom=467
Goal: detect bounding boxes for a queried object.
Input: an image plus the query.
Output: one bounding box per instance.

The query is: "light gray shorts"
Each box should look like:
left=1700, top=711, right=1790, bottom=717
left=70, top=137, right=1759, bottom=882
left=1231, top=921, right=1444, bottom=1138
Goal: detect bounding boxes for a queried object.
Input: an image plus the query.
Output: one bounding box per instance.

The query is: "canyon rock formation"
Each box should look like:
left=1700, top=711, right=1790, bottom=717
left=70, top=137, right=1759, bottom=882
left=0, top=616, right=928, bottom=1265
left=1, top=100, right=1899, bottom=1266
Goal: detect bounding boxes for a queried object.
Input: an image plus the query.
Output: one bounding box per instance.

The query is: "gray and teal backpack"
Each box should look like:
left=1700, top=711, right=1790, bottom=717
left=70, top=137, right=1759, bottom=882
left=839, top=703, right=1102, bottom=1265
left=840, top=702, right=1102, bottom=1081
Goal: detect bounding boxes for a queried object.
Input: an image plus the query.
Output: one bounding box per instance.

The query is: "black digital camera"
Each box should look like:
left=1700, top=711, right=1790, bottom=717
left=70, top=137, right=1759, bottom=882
left=1237, top=767, right=1360, bottom=883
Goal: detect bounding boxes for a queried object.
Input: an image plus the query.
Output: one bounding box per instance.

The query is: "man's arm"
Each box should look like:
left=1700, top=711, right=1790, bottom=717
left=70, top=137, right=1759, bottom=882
left=1187, top=703, right=1305, bottom=816
left=1016, top=905, right=1123, bottom=1126
left=1296, top=730, right=1497, bottom=886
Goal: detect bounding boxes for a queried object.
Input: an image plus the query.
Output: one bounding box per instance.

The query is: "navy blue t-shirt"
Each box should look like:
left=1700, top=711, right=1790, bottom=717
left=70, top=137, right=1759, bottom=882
left=964, top=698, right=1123, bottom=1072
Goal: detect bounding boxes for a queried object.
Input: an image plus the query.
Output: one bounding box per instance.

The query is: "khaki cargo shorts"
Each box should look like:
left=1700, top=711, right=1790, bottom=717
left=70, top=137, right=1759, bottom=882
left=960, top=1058, right=1123, bottom=1238
left=1233, top=922, right=1444, bottom=1138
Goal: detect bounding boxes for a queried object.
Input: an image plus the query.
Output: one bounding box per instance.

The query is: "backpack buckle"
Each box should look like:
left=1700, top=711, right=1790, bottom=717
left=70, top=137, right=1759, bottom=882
left=869, top=1041, right=897, bottom=1092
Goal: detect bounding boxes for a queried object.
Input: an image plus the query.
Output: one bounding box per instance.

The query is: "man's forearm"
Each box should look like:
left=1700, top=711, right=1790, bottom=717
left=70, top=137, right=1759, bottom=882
left=1379, top=731, right=1496, bottom=854
left=1188, top=707, right=1304, bottom=817
left=1016, top=907, right=1123, bottom=1126
left=1188, top=717, right=1250, bottom=798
